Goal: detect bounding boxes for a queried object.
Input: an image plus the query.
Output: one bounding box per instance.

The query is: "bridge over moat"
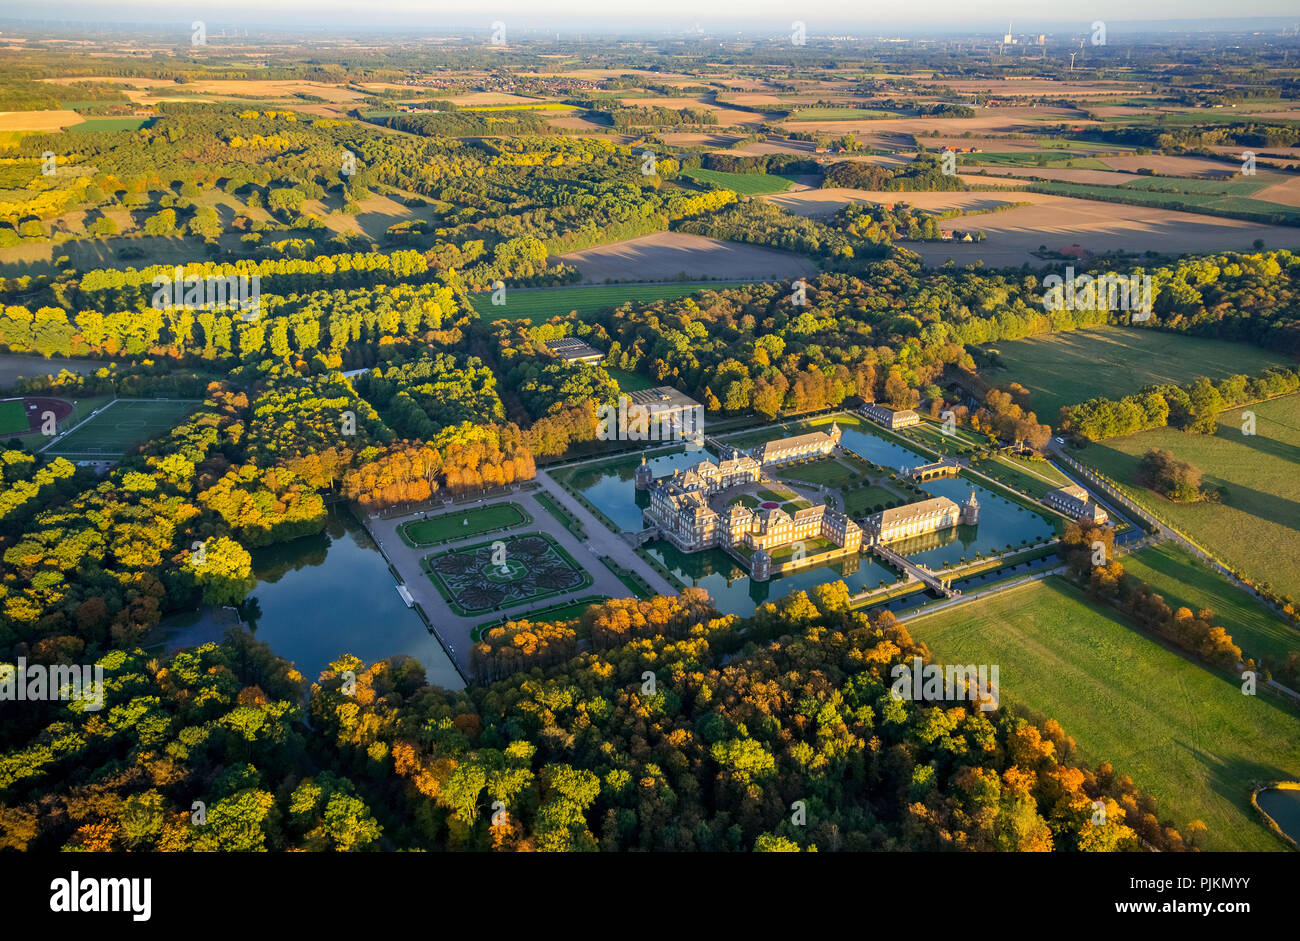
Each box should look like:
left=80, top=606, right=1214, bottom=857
left=870, top=542, right=959, bottom=598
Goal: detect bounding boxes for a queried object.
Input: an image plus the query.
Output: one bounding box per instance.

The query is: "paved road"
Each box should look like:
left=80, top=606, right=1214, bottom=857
left=362, top=482, right=677, bottom=680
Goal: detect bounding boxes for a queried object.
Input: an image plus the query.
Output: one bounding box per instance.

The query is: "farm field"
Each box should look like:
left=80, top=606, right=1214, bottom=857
left=907, top=577, right=1300, bottom=851
left=1073, top=394, right=1300, bottom=599
left=399, top=502, right=530, bottom=547
left=1025, top=180, right=1300, bottom=226
left=551, top=231, right=817, bottom=282
left=41, top=397, right=198, bottom=458
left=469, top=281, right=753, bottom=324
left=680, top=168, right=798, bottom=194
left=981, top=327, right=1290, bottom=421
left=1122, top=542, right=1300, bottom=668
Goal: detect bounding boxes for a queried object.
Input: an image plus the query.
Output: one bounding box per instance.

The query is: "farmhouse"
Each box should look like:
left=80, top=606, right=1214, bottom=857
left=863, top=493, right=979, bottom=546
left=861, top=402, right=921, bottom=430
left=1043, top=484, right=1109, bottom=524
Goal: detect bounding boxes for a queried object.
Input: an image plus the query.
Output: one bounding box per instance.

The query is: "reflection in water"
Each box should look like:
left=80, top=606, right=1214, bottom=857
left=163, top=506, right=464, bottom=691
left=565, top=422, right=1059, bottom=618
left=1258, top=787, right=1300, bottom=843
left=647, top=539, right=900, bottom=616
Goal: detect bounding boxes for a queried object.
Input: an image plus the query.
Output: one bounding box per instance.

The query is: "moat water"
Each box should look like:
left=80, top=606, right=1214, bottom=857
left=154, top=506, right=464, bottom=690
left=561, top=425, right=1058, bottom=618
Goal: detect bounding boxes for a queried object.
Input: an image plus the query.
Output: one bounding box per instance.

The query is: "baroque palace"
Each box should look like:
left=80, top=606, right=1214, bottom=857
left=636, top=424, right=857, bottom=580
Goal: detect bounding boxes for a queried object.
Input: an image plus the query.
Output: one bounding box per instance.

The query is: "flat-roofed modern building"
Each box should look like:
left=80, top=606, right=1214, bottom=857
left=544, top=337, right=605, bottom=363
left=625, top=386, right=704, bottom=441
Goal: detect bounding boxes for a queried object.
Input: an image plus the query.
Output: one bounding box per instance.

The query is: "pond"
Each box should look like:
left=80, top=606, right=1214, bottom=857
left=155, top=506, right=464, bottom=690
left=1257, top=787, right=1300, bottom=844
left=646, top=539, right=902, bottom=617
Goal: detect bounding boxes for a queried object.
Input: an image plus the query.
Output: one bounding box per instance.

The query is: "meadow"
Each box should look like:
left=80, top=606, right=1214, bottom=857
left=907, top=577, right=1300, bottom=851
left=680, top=168, right=799, bottom=195
left=982, top=327, right=1290, bottom=421
left=469, top=281, right=754, bottom=324
left=1075, top=394, right=1300, bottom=599
left=1123, top=542, right=1300, bottom=667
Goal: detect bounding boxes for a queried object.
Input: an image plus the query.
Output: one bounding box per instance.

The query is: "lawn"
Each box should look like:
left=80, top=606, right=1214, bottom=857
left=772, top=457, right=863, bottom=488
left=981, top=327, right=1290, bottom=422
left=399, top=502, right=530, bottom=547
left=469, top=282, right=754, bottom=325
left=681, top=168, right=799, bottom=195
left=531, top=491, right=585, bottom=539
left=907, top=577, right=1300, bottom=851
left=1123, top=542, right=1300, bottom=668
left=971, top=452, right=1076, bottom=500
left=0, top=399, right=27, bottom=435
left=1075, top=394, right=1300, bottom=599
left=605, top=367, right=654, bottom=392
left=42, top=397, right=199, bottom=457
left=900, top=419, right=990, bottom=454
left=843, top=485, right=905, bottom=516
left=770, top=536, right=835, bottom=562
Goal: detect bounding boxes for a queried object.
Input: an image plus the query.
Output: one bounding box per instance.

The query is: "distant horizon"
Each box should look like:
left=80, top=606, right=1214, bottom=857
left=4, top=3, right=1300, bottom=39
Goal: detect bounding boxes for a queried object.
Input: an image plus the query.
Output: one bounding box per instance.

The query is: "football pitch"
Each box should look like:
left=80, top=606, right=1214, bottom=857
left=0, top=399, right=27, bottom=436
left=41, top=398, right=199, bottom=458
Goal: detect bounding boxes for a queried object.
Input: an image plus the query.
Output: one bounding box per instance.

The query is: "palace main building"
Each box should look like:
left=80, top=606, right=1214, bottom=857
left=863, top=493, right=980, bottom=546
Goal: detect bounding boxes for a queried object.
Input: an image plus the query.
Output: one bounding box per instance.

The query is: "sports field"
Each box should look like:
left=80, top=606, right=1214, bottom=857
left=399, top=502, right=530, bottom=547
left=41, top=398, right=198, bottom=457
left=982, top=327, right=1290, bottom=421
left=1075, top=394, right=1300, bottom=599
left=0, top=399, right=26, bottom=435
left=681, top=168, right=798, bottom=195
left=907, top=577, right=1300, bottom=851
left=469, top=281, right=753, bottom=325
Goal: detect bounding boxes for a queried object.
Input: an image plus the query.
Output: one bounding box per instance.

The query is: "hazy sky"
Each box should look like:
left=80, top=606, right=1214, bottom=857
left=18, top=1, right=1300, bottom=31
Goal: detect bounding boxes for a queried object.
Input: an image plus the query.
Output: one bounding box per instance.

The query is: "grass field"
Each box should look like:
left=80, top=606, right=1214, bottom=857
left=42, top=398, right=198, bottom=457
left=67, top=117, right=150, bottom=134
left=605, top=367, right=654, bottom=392
left=907, top=577, right=1300, bottom=851
left=399, top=502, right=529, bottom=547
left=972, top=452, right=1077, bottom=500
left=0, top=399, right=27, bottom=435
left=1119, top=176, right=1271, bottom=196
left=469, top=282, right=753, bottom=325
left=982, top=327, right=1291, bottom=421
left=1123, top=542, right=1300, bottom=668
left=681, top=168, right=798, bottom=195
left=1075, top=394, right=1300, bottom=598
left=967, top=151, right=1111, bottom=169
left=771, top=456, right=864, bottom=488
left=786, top=107, right=902, bottom=121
